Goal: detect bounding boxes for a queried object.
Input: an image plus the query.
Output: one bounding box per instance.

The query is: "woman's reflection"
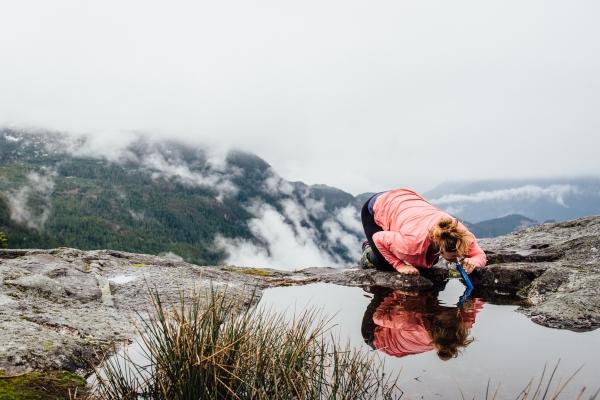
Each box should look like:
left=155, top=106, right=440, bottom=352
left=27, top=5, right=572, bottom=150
left=361, top=288, right=484, bottom=360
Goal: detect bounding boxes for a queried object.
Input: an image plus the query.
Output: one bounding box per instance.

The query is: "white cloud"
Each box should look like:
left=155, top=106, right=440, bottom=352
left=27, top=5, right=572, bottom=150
left=320, top=206, right=364, bottom=261
left=322, top=219, right=361, bottom=261
left=215, top=201, right=340, bottom=270
left=7, top=169, right=57, bottom=230
left=430, top=185, right=580, bottom=208
left=262, top=169, right=295, bottom=196
left=140, top=150, right=239, bottom=201
left=215, top=191, right=365, bottom=270
left=63, top=130, right=141, bottom=163
left=58, top=132, right=241, bottom=202
left=303, top=197, right=326, bottom=219
left=333, top=205, right=363, bottom=235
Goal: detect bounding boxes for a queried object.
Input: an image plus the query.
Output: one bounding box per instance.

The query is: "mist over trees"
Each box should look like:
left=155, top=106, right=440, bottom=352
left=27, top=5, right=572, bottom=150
left=0, top=129, right=363, bottom=267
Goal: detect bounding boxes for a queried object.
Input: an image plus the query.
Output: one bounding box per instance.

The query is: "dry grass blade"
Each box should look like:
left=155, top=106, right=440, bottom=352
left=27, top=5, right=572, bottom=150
left=515, top=379, right=534, bottom=400
left=550, top=364, right=584, bottom=400
left=531, top=362, right=548, bottom=400
left=541, top=360, right=561, bottom=400
left=88, top=284, right=403, bottom=400
left=507, top=361, right=591, bottom=400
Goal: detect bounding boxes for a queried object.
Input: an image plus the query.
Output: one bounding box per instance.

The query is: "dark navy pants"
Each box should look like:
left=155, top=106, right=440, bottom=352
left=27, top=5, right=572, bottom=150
left=361, top=195, right=395, bottom=272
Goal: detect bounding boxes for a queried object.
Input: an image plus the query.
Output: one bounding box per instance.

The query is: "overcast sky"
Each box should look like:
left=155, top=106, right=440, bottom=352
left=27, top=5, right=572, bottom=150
left=1, top=0, right=599, bottom=195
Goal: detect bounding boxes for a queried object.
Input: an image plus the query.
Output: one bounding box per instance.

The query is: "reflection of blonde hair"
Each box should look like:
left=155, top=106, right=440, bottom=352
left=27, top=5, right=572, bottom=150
left=430, top=309, right=474, bottom=361
left=430, top=216, right=472, bottom=257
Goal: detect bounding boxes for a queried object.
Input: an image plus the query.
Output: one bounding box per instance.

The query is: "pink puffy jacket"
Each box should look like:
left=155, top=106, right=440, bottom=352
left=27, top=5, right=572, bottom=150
left=372, top=188, right=487, bottom=272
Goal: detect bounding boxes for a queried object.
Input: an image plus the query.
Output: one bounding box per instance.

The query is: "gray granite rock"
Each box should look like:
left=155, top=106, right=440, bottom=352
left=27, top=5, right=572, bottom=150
left=473, top=216, right=600, bottom=331
left=0, top=249, right=270, bottom=375
left=297, top=265, right=448, bottom=290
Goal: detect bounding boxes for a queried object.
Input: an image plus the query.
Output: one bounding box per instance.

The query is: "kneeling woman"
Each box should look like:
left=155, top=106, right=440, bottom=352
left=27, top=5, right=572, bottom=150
left=361, top=188, right=487, bottom=275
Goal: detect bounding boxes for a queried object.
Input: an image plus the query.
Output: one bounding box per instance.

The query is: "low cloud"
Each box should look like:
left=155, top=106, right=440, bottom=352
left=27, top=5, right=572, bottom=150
left=140, top=150, right=239, bottom=202
left=60, top=131, right=241, bottom=202
left=216, top=194, right=364, bottom=270
left=333, top=206, right=363, bottom=235
left=215, top=169, right=363, bottom=269
left=8, top=168, right=57, bottom=230
left=215, top=201, right=341, bottom=270
left=430, top=185, right=580, bottom=208
left=63, top=130, right=141, bottom=163
left=7, top=129, right=365, bottom=268
left=262, top=169, right=295, bottom=196
left=322, top=219, right=361, bottom=260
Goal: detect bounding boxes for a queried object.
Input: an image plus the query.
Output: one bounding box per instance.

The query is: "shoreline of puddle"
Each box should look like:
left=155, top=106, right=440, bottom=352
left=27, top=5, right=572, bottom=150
left=88, top=279, right=600, bottom=399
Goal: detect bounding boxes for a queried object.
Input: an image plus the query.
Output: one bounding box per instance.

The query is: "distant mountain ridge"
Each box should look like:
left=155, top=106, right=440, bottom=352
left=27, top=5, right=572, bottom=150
left=463, top=214, right=538, bottom=238
left=424, top=178, right=600, bottom=223
left=0, top=128, right=362, bottom=268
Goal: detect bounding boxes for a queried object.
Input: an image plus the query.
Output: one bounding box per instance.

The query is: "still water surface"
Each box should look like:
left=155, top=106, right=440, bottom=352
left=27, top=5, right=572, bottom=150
left=259, top=280, right=600, bottom=399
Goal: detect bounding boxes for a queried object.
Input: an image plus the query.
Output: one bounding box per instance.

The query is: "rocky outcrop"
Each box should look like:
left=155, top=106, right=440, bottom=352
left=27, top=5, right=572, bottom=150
left=1, top=216, right=599, bottom=377
left=472, top=216, right=600, bottom=331
left=0, top=249, right=281, bottom=376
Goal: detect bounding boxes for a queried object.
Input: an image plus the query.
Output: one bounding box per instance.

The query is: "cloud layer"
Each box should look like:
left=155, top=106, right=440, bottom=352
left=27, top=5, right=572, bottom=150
left=430, top=185, right=580, bottom=208
left=8, top=169, right=57, bottom=230
left=2, top=1, right=599, bottom=194
left=215, top=166, right=363, bottom=270
left=3, top=129, right=364, bottom=269
left=215, top=201, right=362, bottom=271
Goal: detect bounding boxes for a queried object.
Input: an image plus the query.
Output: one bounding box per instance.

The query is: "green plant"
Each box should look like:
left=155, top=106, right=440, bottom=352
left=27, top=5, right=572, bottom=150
left=0, top=230, right=7, bottom=249
left=0, top=371, right=86, bottom=400
left=89, top=287, right=401, bottom=400
left=222, top=266, right=274, bottom=277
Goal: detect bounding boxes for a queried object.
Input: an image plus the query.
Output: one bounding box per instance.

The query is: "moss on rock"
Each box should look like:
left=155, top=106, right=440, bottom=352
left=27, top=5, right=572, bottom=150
left=223, top=266, right=274, bottom=277
left=0, top=371, right=86, bottom=400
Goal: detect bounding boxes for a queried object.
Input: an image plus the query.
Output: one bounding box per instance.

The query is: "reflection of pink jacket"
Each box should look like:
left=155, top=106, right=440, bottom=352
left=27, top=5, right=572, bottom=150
left=373, top=306, right=433, bottom=357
left=372, top=188, right=487, bottom=271
left=372, top=292, right=434, bottom=357
left=372, top=292, right=485, bottom=358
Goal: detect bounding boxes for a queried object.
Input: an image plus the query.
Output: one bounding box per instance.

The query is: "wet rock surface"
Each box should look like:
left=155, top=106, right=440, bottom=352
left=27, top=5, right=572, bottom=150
left=1, top=216, right=599, bottom=377
left=473, top=216, right=600, bottom=331
left=297, top=265, right=448, bottom=290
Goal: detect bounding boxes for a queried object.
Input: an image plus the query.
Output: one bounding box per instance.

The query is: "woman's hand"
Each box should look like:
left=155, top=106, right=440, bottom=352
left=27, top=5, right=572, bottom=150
left=396, top=264, right=420, bottom=275
left=462, top=258, right=477, bottom=274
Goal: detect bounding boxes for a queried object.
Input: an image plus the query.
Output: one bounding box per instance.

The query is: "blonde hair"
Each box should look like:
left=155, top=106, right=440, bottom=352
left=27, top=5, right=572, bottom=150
left=430, top=308, right=474, bottom=361
left=429, top=216, right=472, bottom=257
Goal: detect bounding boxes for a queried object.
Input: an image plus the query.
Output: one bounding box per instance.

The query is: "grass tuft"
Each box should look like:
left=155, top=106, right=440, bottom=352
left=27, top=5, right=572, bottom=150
left=87, top=286, right=402, bottom=400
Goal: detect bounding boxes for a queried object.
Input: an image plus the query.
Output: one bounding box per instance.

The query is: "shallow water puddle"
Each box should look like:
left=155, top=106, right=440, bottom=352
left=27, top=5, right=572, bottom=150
left=259, top=280, right=600, bottom=399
